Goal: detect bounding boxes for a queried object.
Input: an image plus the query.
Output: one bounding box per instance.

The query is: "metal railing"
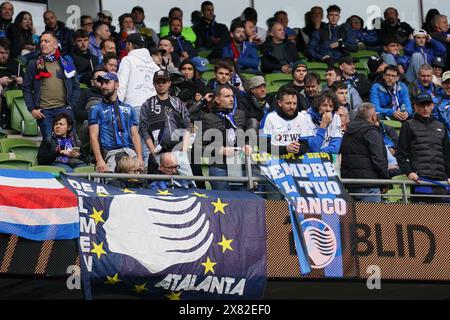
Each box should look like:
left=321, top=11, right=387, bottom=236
left=66, top=155, right=450, bottom=204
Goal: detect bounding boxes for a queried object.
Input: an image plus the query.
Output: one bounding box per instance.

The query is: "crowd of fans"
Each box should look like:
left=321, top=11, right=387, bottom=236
left=0, top=1, right=449, bottom=203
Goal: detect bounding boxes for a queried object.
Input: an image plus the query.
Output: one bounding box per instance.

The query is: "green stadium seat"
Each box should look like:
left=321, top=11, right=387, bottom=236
left=9, top=145, right=39, bottom=165
left=0, top=128, right=6, bottom=139
left=266, top=84, right=282, bottom=94
left=79, top=83, right=89, bottom=89
left=265, top=73, right=292, bottom=86
left=198, top=50, right=211, bottom=59
left=0, top=158, right=32, bottom=170
left=73, top=165, right=96, bottom=173
left=381, top=120, right=402, bottom=134
left=3, top=89, right=23, bottom=110
left=10, top=97, right=39, bottom=136
left=206, top=63, right=215, bottom=71
left=0, top=137, right=37, bottom=153
left=306, top=61, right=328, bottom=70
left=385, top=174, right=410, bottom=203
left=350, top=50, right=378, bottom=59
left=201, top=71, right=215, bottom=82
left=30, top=165, right=66, bottom=177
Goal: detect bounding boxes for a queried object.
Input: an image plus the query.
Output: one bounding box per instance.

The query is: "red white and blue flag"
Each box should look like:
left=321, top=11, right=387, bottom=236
left=0, top=169, right=79, bottom=241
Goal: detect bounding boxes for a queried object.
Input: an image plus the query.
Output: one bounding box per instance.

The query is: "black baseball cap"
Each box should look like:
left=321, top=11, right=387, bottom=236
left=127, top=33, right=145, bottom=46
left=414, top=93, right=434, bottom=105
left=153, top=70, right=170, bottom=82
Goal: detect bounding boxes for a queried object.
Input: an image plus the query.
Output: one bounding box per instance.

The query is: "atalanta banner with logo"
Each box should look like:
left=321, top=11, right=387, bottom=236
left=61, top=176, right=266, bottom=300
left=259, top=152, right=357, bottom=277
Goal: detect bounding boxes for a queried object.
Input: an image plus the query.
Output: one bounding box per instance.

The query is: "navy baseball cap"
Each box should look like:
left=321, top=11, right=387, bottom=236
left=96, top=72, right=119, bottom=82
left=414, top=93, right=434, bottom=105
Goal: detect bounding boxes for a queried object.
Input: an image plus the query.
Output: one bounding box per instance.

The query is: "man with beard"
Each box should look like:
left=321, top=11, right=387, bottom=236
left=338, top=56, right=371, bottom=101
left=240, top=76, right=275, bottom=130
left=409, top=64, right=439, bottom=98
left=69, top=29, right=99, bottom=87
left=167, top=17, right=197, bottom=62
left=261, top=87, right=308, bottom=155
left=43, top=10, right=74, bottom=54
left=380, top=7, right=414, bottom=45
left=396, top=93, right=450, bottom=203
left=198, top=84, right=251, bottom=191
left=160, top=7, right=196, bottom=45
left=0, top=1, right=13, bottom=37
left=88, top=71, right=143, bottom=173
left=222, top=21, right=259, bottom=73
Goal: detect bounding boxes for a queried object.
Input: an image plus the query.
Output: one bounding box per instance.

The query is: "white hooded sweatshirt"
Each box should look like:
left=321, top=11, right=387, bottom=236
left=117, top=48, right=160, bottom=107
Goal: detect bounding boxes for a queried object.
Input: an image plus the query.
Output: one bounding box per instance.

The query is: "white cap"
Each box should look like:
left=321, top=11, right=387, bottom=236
left=413, top=29, right=427, bottom=37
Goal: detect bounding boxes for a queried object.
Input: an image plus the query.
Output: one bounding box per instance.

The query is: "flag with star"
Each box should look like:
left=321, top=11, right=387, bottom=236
left=62, top=175, right=267, bottom=300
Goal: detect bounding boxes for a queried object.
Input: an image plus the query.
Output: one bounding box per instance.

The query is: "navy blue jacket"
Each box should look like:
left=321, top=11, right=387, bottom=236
left=222, top=41, right=260, bottom=71
left=307, top=23, right=358, bottom=61
left=23, top=58, right=81, bottom=112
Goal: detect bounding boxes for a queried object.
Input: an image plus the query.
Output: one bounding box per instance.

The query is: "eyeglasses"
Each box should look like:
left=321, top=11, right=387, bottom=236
left=161, top=164, right=180, bottom=170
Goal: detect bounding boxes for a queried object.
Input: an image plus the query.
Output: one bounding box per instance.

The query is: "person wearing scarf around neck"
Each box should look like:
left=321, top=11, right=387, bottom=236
left=36, top=112, right=86, bottom=172
left=369, top=64, right=412, bottom=121
left=299, top=90, right=343, bottom=154
left=23, top=30, right=80, bottom=143
left=199, top=84, right=251, bottom=191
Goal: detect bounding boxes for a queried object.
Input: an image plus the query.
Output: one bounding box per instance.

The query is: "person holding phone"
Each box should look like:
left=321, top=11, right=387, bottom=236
left=37, top=112, right=88, bottom=172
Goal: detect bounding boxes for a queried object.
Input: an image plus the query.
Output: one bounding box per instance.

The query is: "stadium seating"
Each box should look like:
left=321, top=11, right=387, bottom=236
left=385, top=174, right=410, bottom=203
left=9, top=145, right=39, bottom=165
left=0, top=158, right=32, bottom=170
left=4, top=89, right=23, bottom=111
left=0, top=137, right=37, bottom=153
left=29, top=165, right=66, bottom=175
left=306, top=61, right=328, bottom=70
left=198, top=50, right=211, bottom=59
left=264, top=73, right=292, bottom=86
left=10, top=97, right=39, bottom=136
left=73, top=165, right=96, bottom=173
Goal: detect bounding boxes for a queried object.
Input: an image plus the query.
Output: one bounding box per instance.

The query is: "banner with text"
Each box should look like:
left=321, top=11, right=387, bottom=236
left=62, top=176, right=267, bottom=300
left=259, top=152, right=358, bottom=277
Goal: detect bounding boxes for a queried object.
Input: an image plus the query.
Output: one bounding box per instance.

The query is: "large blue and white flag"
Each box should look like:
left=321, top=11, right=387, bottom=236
left=62, top=176, right=267, bottom=300
left=0, top=169, right=79, bottom=241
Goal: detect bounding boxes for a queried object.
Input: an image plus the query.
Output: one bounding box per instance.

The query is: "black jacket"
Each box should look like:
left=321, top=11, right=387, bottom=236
left=75, top=87, right=102, bottom=122
left=37, top=134, right=85, bottom=166
left=341, top=119, right=389, bottom=184
left=239, top=93, right=275, bottom=125
left=5, top=24, right=34, bottom=59
left=260, top=37, right=299, bottom=74
left=379, top=20, right=414, bottom=45
left=69, top=48, right=99, bottom=87
left=198, top=108, right=247, bottom=168
left=193, top=18, right=229, bottom=60
left=345, top=73, right=371, bottom=101
left=45, top=21, right=74, bottom=54
left=396, top=113, right=450, bottom=180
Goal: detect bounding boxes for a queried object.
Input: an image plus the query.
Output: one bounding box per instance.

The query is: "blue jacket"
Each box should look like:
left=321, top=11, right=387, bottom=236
left=403, top=38, right=446, bottom=64
left=302, top=107, right=342, bottom=154
left=307, top=23, right=358, bottom=61
left=222, top=41, right=260, bottom=71
left=89, top=34, right=103, bottom=64
left=370, top=81, right=412, bottom=118
left=432, top=92, right=450, bottom=139
left=23, top=58, right=80, bottom=113
left=351, top=29, right=378, bottom=46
